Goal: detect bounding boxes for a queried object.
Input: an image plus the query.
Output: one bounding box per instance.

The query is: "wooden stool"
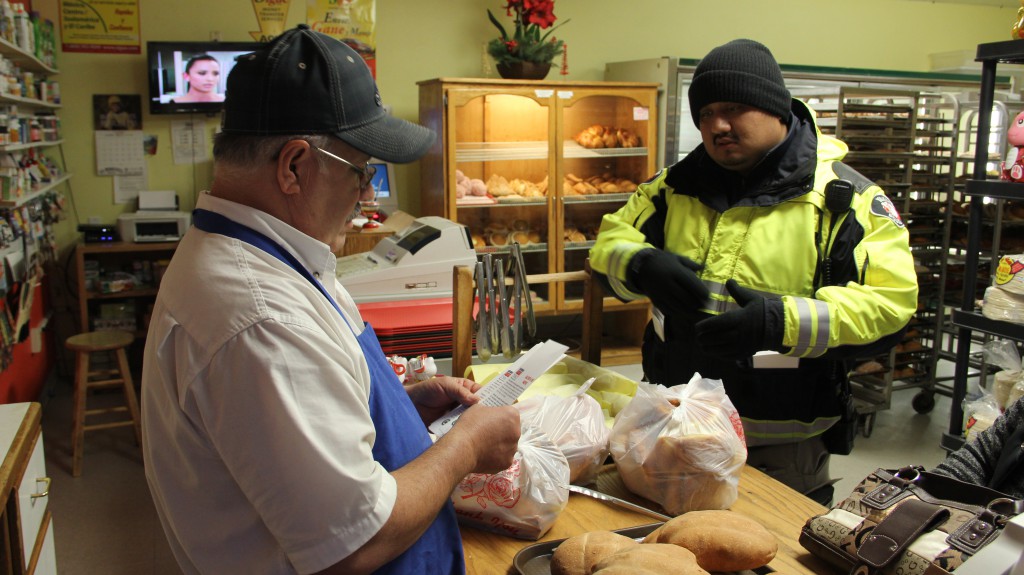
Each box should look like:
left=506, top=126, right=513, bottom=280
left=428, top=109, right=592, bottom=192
left=65, top=330, right=142, bottom=477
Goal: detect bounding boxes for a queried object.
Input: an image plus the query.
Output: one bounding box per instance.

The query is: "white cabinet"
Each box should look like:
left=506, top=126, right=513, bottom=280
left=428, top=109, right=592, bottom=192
left=0, top=402, right=56, bottom=575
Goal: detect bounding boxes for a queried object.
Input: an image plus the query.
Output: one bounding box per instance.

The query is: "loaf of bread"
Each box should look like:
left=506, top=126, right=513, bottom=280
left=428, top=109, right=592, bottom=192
left=644, top=509, right=777, bottom=572
left=591, top=543, right=709, bottom=574
left=549, top=530, right=637, bottom=575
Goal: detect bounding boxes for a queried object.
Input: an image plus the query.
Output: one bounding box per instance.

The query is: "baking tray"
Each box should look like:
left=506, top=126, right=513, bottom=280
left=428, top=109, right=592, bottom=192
left=512, top=522, right=774, bottom=575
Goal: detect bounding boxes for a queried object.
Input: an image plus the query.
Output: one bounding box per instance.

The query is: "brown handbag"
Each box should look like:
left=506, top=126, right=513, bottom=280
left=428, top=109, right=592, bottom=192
left=799, top=466, right=1024, bottom=574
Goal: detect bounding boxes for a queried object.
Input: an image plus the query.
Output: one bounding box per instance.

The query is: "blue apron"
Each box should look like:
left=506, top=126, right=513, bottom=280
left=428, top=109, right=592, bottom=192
left=193, top=209, right=464, bottom=575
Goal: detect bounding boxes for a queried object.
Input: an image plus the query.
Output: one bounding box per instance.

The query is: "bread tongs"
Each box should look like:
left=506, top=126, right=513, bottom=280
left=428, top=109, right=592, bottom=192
left=566, top=484, right=671, bottom=522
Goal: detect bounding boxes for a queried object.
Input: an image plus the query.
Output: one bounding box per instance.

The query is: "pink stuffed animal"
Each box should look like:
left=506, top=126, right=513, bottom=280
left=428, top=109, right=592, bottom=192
left=1002, top=110, right=1024, bottom=182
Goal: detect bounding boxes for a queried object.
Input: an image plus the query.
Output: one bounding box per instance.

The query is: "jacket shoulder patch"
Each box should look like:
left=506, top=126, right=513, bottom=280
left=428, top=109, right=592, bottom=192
left=870, top=195, right=904, bottom=228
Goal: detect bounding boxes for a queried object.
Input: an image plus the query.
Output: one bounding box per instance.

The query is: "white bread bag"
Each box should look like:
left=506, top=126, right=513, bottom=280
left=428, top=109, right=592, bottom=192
left=516, top=378, right=611, bottom=484
left=609, top=373, right=747, bottom=515
left=451, top=425, right=569, bottom=540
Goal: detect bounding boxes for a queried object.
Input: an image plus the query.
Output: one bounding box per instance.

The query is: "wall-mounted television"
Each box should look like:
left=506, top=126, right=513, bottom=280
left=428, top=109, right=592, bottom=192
left=147, top=41, right=262, bottom=115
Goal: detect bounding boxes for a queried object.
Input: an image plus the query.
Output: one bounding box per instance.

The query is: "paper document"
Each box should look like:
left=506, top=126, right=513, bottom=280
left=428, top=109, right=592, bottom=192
left=427, top=339, right=569, bottom=437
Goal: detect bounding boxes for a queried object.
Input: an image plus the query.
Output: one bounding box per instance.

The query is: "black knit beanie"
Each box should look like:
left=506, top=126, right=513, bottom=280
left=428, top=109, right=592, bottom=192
left=688, top=39, right=791, bottom=127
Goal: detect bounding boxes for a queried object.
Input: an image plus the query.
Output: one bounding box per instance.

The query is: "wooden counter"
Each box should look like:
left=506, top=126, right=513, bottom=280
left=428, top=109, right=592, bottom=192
left=460, top=465, right=833, bottom=575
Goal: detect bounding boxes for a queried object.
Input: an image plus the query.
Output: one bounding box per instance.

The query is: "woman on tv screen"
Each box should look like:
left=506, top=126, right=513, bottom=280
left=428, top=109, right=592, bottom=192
left=173, top=54, right=224, bottom=103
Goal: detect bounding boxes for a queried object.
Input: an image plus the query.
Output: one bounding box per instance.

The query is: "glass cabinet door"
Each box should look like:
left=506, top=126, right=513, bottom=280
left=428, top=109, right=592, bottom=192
left=448, top=89, right=555, bottom=306
left=558, top=90, right=656, bottom=306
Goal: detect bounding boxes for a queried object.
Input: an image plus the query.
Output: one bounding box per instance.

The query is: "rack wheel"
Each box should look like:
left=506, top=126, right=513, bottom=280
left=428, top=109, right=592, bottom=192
left=859, top=413, right=875, bottom=438
left=912, top=391, right=936, bottom=414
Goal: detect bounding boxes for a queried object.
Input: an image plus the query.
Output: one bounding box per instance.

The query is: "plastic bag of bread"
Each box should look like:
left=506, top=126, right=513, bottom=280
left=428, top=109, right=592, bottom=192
left=516, top=378, right=611, bottom=485
left=609, top=374, right=746, bottom=515
left=451, top=425, right=569, bottom=540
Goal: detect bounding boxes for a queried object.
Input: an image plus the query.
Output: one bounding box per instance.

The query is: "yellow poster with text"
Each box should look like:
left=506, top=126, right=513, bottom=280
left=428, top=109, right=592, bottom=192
left=250, top=0, right=292, bottom=42
left=306, top=0, right=376, bottom=77
left=59, top=0, right=141, bottom=54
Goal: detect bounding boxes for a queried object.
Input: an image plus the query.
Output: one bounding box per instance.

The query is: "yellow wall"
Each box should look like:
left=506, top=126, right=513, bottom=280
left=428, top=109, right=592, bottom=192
left=31, top=0, right=1017, bottom=251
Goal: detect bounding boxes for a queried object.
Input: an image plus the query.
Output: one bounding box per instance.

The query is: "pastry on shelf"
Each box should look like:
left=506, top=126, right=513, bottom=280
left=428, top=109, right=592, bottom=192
left=510, top=230, right=531, bottom=245
left=536, top=175, right=549, bottom=194
left=564, top=225, right=586, bottom=243
left=573, top=181, right=600, bottom=195
left=574, top=124, right=609, bottom=149
left=615, top=127, right=640, bottom=148
left=486, top=173, right=514, bottom=196
left=573, top=124, right=641, bottom=149
left=489, top=232, right=510, bottom=247
left=471, top=233, right=486, bottom=249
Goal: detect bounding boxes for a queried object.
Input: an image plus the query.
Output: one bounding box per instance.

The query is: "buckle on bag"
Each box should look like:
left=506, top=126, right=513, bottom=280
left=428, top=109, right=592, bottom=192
left=863, top=482, right=913, bottom=511
left=948, top=509, right=1002, bottom=554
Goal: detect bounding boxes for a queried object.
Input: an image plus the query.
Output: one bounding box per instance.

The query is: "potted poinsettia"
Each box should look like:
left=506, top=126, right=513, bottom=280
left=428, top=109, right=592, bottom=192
left=487, top=0, right=569, bottom=79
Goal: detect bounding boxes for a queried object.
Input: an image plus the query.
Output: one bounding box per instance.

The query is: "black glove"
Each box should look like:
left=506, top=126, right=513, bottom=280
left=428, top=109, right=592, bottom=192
left=629, top=248, right=709, bottom=317
left=695, top=279, right=784, bottom=359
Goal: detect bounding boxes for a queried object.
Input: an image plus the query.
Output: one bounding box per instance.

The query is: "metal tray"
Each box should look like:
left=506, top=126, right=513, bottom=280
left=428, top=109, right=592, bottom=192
left=512, top=522, right=774, bottom=575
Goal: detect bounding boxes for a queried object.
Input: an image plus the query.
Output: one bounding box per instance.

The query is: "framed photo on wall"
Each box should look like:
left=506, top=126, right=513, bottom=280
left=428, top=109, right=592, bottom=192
left=94, top=94, right=142, bottom=131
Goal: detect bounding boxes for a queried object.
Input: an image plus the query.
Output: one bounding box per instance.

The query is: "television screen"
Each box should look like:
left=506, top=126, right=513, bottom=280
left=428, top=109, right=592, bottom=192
left=148, top=41, right=262, bottom=115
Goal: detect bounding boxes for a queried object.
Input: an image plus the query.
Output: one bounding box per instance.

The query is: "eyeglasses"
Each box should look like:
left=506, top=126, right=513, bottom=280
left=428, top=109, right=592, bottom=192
left=311, top=146, right=377, bottom=190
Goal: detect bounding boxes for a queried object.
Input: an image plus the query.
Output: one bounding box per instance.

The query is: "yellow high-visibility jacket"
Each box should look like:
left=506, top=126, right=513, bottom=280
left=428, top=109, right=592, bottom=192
left=589, top=100, right=918, bottom=445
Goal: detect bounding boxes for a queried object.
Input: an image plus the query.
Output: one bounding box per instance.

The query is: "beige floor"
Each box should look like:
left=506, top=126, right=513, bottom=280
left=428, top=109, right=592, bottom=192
left=39, top=360, right=957, bottom=574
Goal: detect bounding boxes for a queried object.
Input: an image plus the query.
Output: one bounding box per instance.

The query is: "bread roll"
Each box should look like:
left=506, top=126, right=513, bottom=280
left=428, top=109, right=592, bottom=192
left=592, top=544, right=709, bottom=574
left=647, top=510, right=777, bottom=572
left=550, top=531, right=637, bottom=575
left=510, top=230, right=530, bottom=245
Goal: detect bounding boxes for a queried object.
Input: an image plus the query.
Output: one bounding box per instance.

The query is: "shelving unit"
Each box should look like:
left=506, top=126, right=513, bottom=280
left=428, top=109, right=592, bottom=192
left=934, top=99, right=1012, bottom=398
left=802, top=87, right=947, bottom=424
left=943, top=39, right=1024, bottom=452
left=0, top=27, right=68, bottom=403
left=418, top=78, right=658, bottom=363
left=75, top=242, right=178, bottom=339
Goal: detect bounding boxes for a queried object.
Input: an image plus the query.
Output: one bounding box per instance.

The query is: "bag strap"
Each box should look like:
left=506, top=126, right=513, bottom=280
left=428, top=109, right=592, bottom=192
left=875, top=467, right=1024, bottom=515
left=857, top=499, right=950, bottom=569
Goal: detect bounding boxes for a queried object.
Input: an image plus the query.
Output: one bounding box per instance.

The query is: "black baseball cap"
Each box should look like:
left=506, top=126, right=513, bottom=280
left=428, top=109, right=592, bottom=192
left=222, top=24, right=435, bottom=164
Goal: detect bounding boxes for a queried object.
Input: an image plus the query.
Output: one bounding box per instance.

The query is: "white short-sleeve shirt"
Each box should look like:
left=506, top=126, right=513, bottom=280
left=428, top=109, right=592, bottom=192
left=142, top=193, right=397, bottom=574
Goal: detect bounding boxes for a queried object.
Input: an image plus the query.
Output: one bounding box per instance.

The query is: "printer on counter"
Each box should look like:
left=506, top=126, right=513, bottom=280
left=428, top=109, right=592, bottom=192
left=117, top=191, right=191, bottom=243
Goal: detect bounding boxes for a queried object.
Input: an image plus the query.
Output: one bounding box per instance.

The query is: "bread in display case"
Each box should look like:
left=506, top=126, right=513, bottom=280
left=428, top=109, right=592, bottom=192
left=418, top=78, right=658, bottom=319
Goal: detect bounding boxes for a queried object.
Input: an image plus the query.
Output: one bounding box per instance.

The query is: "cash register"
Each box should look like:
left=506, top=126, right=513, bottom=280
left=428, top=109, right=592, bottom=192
left=337, top=216, right=477, bottom=303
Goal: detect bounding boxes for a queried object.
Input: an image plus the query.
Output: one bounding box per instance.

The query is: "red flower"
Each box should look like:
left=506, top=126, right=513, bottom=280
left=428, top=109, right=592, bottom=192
left=523, top=0, right=556, bottom=28
left=487, top=0, right=569, bottom=65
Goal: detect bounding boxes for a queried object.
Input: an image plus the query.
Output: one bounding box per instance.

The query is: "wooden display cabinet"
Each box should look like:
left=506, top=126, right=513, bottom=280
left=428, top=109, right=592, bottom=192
left=75, top=241, right=178, bottom=338
left=418, top=79, right=657, bottom=348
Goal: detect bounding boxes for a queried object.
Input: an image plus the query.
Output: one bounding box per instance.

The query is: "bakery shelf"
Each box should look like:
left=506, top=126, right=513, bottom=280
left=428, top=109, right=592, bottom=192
left=565, top=240, right=595, bottom=251
left=455, top=141, right=549, bottom=162
left=965, top=180, right=1024, bottom=201
left=562, top=141, right=649, bottom=158
left=562, top=192, right=632, bottom=204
